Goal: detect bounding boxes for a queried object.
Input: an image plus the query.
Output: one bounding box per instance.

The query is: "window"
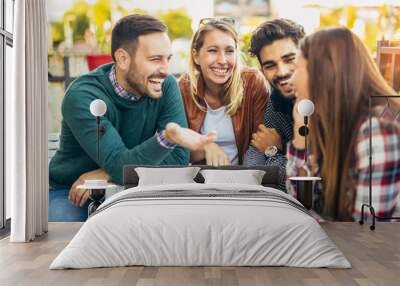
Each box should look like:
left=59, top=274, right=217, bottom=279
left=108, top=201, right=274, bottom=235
left=5, top=0, right=13, bottom=33
left=5, top=44, right=11, bottom=220
left=1, top=0, right=14, bottom=232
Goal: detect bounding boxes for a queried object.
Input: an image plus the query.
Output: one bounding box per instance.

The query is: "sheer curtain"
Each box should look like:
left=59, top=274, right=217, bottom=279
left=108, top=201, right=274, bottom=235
left=6, top=0, right=48, bottom=242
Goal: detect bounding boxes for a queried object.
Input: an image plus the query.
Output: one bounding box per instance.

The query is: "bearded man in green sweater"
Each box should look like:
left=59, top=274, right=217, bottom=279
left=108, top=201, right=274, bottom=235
left=49, top=14, right=215, bottom=210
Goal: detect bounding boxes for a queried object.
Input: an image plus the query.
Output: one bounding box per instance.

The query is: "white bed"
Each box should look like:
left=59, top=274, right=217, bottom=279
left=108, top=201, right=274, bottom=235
left=50, top=183, right=351, bottom=269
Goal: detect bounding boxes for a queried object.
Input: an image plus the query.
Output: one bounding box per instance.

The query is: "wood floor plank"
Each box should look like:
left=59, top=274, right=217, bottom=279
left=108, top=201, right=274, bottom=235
left=0, top=222, right=400, bottom=286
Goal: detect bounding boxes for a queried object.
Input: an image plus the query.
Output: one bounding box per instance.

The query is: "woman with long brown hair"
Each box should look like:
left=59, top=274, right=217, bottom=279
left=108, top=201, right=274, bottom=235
left=179, top=18, right=269, bottom=166
left=288, top=27, right=400, bottom=220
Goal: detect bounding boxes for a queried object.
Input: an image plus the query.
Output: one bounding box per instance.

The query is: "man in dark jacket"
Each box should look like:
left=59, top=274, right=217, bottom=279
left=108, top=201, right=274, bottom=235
left=244, top=19, right=305, bottom=191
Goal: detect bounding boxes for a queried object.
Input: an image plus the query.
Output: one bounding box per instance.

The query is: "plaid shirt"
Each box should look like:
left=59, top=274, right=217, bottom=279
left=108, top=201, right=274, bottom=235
left=109, top=64, right=176, bottom=150
left=109, top=65, right=142, bottom=101
left=286, top=116, right=400, bottom=220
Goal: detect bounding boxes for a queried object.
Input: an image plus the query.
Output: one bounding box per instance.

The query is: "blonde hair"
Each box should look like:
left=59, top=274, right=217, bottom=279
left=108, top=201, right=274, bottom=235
left=188, top=21, right=244, bottom=115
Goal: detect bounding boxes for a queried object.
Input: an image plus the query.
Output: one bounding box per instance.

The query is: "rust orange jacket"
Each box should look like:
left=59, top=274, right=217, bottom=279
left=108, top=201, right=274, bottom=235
left=178, top=67, right=270, bottom=164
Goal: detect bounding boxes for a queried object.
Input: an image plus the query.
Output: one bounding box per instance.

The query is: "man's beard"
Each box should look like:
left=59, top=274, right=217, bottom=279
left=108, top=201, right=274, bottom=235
left=125, top=74, right=145, bottom=97
left=124, top=62, right=145, bottom=97
left=272, top=73, right=295, bottom=96
left=125, top=64, right=167, bottom=99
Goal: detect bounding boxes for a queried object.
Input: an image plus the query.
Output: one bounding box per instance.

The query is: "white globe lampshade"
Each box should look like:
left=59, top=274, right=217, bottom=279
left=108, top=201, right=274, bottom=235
left=297, top=99, right=315, bottom=117
left=90, top=99, right=107, bottom=117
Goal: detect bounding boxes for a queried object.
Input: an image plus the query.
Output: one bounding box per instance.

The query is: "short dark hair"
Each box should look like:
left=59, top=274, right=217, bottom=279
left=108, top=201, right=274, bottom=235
left=249, top=18, right=305, bottom=62
left=111, top=14, right=167, bottom=61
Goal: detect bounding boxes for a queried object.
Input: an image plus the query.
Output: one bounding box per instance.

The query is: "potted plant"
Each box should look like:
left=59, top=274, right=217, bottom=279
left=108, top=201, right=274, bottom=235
left=85, top=0, right=113, bottom=70
left=50, top=0, right=113, bottom=70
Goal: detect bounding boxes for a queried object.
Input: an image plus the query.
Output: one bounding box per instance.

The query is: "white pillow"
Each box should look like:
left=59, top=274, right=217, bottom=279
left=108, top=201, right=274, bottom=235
left=200, top=169, right=266, bottom=185
left=135, top=167, right=200, bottom=186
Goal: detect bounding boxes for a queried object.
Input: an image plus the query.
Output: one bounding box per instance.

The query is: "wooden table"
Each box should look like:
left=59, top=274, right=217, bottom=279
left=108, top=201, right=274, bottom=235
left=0, top=222, right=399, bottom=286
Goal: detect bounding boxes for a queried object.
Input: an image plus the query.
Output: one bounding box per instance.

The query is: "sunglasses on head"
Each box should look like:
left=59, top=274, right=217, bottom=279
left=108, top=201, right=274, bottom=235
left=199, top=17, right=236, bottom=27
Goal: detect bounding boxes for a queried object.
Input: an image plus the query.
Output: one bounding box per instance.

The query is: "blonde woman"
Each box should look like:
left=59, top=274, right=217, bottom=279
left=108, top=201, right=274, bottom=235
left=179, top=18, right=270, bottom=166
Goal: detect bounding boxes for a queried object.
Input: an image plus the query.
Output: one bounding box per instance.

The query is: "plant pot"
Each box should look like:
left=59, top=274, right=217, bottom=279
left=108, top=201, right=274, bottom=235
left=86, top=54, right=113, bottom=71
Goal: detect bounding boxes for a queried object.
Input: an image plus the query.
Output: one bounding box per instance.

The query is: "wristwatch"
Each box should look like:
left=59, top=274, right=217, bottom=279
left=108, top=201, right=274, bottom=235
left=264, top=145, right=278, bottom=157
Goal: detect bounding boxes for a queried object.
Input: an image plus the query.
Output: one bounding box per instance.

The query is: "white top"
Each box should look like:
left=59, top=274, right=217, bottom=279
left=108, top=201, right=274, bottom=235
left=200, top=103, right=239, bottom=165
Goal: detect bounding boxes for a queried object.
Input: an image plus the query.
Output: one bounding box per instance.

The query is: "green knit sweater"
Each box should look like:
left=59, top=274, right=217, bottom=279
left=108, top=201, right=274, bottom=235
left=49, top=64, right=189, bottom=187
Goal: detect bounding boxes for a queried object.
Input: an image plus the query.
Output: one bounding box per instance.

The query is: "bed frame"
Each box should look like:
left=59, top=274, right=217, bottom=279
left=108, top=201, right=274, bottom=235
left=123, top=165, right=280, bottom=189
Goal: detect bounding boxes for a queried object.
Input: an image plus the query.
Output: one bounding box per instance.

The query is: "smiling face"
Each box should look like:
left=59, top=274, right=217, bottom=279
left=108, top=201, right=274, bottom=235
left=192, top=29, right=236, bottom=87
left=289, top=52, right=309, bottom=100
left=259, top=37, right=298, bottom=97
left=118, top=32, right=172, bottom=99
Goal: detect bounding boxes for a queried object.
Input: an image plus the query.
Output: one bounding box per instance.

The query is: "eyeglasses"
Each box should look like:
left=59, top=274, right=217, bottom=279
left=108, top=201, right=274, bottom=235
left=199, top=17, right=236, bottom=27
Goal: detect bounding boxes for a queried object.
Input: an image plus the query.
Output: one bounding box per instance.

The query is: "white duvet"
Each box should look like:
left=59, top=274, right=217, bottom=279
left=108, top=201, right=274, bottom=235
left=50, top=183, right=351, bottom=269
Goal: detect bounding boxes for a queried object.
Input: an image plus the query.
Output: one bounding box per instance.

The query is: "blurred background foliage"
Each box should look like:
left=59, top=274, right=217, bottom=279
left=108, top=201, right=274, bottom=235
left=240, top=32, right=258, bottom=68
left=318, top=4, right=400, bottom=53
left=159, top=9, right=193, bottom=40
left=49, top=0, right=400, bottom=64
left=50, top=0, right=194, bottom=54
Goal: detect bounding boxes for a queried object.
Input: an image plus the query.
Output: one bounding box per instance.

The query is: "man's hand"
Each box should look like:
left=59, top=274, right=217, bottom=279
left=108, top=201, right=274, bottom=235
left=251, top=125, right=282, bottom=153
left=69, top=168, right=111, bottom=207
left=165, top=122, right=217, bottom=151
left=203, top=143, right=230, bottom=166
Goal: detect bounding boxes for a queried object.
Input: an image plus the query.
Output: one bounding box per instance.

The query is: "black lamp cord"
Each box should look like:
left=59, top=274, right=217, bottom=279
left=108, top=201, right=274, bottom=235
left=298, top=116, right=309, bottom=166
left=96, top=116, right=100, bottom=163
left=95, top=116, right=106, bottom=163
left=304, top=116, right=308, bottom=166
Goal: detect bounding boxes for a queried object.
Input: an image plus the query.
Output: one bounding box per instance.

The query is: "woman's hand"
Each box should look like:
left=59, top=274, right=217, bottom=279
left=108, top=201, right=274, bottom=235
left=203, top=143, right=230, bottom=166
left=69, top=168, right=111, bottom=207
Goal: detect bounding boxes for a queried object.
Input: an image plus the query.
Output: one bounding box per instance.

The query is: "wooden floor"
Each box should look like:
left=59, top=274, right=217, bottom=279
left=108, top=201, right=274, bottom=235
left=0, top=222, right=399, bottom=286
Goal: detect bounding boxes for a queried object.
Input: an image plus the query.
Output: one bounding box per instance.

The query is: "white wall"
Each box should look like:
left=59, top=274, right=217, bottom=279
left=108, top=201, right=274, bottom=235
left=270, top=0, right=319, bottom=34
